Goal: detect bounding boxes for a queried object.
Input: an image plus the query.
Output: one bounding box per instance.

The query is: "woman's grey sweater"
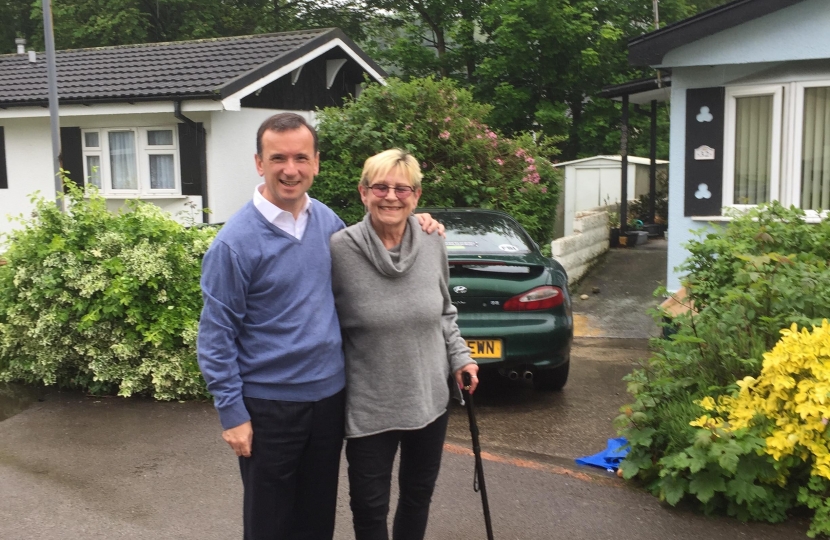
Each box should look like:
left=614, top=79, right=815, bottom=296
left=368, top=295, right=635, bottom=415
left=330, top=214, right=473, bottom=438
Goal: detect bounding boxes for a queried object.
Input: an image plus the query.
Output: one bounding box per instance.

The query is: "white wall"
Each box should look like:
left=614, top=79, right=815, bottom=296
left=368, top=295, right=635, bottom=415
left=551, top=210, right=608, bottom=285
left=661, top=0, right=830, bottom=68
left=206, top=108, right=315, bottom=224
left=0, top=118, right=57, bottom=238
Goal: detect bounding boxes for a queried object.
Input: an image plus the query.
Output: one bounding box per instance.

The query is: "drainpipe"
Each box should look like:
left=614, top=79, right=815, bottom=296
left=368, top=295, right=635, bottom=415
left=174, top=101, right=198, bottom=129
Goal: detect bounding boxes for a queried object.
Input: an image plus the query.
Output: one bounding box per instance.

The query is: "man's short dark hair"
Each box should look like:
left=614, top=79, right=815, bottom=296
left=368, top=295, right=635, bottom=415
left=256, top=113, right=319, bottom=156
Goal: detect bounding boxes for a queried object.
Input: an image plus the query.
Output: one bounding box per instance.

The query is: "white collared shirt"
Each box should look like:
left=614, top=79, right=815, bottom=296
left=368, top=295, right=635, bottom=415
left=252, top=183, right=312, bottom=240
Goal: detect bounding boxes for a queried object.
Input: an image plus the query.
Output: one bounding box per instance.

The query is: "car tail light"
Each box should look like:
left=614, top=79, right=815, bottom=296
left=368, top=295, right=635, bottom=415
left=503, top=286, right=564, bottom=311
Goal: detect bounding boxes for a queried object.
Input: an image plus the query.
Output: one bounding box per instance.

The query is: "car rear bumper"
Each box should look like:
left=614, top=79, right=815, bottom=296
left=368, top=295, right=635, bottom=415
left=456, top=311, right=572, bottom=370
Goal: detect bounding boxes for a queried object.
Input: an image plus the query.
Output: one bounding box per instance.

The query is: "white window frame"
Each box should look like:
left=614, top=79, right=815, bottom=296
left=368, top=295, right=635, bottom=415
left=81, top=126, right=181, bottom=197
left=140, top=127, right=180, bottom=195
left=789, top=79, right=830, bottom=218
left=722, top=84, right=784, bottom=211
left=82, top=131, right=103, bottom=190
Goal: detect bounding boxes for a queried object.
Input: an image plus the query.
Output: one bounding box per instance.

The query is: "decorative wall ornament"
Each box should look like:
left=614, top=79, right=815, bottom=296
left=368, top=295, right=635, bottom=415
left=695, top=183, right=712, bottom=200
left=696, top=106, right=714, bottom=123
left=694, top=145, right=716, bottom=160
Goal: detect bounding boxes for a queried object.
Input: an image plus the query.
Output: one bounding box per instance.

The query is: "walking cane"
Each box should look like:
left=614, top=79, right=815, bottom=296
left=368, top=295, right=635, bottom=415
left=462, top=371, right=495, bottom=540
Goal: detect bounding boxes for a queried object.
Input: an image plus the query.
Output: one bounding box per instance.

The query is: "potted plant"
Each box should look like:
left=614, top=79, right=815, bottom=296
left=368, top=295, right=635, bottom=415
left=608, top=210, right=621, bottom=248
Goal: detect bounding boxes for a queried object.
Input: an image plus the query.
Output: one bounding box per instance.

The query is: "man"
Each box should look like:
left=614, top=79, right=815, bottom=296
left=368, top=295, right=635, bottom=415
left=197, top=113, right=441, bottom=540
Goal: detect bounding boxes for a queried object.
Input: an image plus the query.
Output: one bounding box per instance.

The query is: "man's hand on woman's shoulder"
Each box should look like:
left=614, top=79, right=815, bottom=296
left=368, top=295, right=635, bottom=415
left=415, top=212, right=445, bottom=237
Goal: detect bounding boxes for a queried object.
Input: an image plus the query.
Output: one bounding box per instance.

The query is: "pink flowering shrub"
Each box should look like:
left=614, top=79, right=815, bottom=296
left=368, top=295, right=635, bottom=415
left=314, top=76, right=561, bottom=245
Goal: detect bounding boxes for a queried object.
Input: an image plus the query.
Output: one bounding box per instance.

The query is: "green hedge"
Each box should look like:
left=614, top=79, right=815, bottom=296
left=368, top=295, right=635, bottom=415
left=617, top=203, right=830, bottom=532
left=0, top=184, right=216, bottom=400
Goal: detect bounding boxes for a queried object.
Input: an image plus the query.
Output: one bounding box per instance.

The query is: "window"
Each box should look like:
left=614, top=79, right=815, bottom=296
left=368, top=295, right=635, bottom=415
left=722, top=81, right=830, bottom=215
left=82, top=127, right=180, bottom=195
left=793, top=82, right=830, bottom=212
left=723, top=85, right=782, bottom=209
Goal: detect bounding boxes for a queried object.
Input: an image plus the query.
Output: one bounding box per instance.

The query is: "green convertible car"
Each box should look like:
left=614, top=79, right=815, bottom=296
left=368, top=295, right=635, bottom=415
left=420, top=208, right=574, bottom=391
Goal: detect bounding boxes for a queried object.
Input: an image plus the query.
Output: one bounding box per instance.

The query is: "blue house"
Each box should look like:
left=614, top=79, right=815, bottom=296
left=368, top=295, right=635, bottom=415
left=618, top=0, right=830, bottom=291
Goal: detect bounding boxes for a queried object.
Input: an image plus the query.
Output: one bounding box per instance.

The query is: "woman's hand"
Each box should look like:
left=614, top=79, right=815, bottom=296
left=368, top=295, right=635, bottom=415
left=455, top=363, right=480, bottom=394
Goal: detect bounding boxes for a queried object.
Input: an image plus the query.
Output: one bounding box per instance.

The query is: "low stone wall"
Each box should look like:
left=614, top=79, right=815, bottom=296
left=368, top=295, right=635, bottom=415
left=550, top=210, right=608, bottom=285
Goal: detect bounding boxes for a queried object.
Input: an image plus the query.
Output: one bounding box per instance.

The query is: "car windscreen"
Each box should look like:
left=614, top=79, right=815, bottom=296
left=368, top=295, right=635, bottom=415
left=437, top=212, right=533, bottom=255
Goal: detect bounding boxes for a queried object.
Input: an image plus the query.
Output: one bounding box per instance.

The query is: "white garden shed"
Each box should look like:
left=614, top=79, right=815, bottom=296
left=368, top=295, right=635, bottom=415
left=553, top=155, right=668, bottom=237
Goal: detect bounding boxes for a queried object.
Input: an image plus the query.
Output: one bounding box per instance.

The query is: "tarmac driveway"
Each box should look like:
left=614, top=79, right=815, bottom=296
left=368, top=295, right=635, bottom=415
left=0, top=239, right=813, bottom=538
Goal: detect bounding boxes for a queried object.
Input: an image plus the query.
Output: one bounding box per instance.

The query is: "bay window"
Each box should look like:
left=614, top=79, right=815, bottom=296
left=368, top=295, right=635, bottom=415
left=720, top=81, right=830, bottom=215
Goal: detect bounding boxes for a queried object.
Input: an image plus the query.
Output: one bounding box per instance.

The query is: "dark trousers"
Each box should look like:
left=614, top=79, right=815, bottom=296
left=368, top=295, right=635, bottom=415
left=345, top=410, right=450, bottom=540
left=239, top=390, right=345, bottom=540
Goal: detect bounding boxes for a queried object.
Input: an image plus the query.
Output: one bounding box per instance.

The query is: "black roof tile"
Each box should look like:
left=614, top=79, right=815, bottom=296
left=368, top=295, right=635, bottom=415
left=0, top=28, right=381, bottom=106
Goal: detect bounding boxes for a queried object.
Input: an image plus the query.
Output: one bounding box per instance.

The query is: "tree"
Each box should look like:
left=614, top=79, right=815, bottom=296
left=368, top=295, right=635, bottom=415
left=313, top=77, right=562, bottom=244
left=23, top=0, right=370, bottom=50
left=362, top=0, right=487, bottom=81
left=0, top=0, right=39, bottom=55
left=472, top=0, right=730, bottom=161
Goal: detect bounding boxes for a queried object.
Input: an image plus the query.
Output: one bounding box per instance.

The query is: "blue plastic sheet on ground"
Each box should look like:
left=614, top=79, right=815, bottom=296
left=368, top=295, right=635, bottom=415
left=575, top=437, right=630, bottom=471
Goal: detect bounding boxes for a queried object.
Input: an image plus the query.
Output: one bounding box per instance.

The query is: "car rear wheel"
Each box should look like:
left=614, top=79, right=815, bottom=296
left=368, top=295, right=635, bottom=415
left=533, top=359, right=569, bottom=391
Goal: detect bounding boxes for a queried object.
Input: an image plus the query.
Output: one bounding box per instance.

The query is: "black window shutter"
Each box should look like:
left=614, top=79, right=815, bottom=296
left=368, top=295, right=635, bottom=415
left=0, top=126, right=7, bottom=189
left=60, top=127, right=84, bottom=190
left=178, top=122, right=207, bottom=205
left=684, top=87, right=725, bottom=216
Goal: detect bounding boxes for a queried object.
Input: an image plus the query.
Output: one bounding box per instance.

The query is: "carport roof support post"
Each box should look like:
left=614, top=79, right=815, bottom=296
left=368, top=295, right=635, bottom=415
left=620, top=94, right=629, bottom=234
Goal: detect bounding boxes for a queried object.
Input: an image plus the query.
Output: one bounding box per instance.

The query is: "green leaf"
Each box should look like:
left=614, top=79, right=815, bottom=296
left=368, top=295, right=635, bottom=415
left=687, top=446, right=709, bottom=474
left=660, top=475, right=689, bottom=506
left=688, top=468, right=727, bottom=503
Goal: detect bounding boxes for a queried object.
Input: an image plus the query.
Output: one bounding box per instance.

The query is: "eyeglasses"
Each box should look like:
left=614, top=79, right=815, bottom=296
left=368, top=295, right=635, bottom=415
left=367, top=184, right=416, bottom=199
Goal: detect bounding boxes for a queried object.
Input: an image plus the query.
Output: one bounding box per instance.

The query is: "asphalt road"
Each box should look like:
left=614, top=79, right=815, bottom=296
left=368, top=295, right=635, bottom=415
left=0, top=239, right=813, bottom=538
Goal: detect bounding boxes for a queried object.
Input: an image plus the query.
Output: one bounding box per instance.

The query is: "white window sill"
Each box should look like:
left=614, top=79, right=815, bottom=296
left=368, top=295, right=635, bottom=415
left=691, top=214, right=826, bottom=224
left=90, top=194, right=188, bottom=200
left=690, top=215, right=733, bottom=222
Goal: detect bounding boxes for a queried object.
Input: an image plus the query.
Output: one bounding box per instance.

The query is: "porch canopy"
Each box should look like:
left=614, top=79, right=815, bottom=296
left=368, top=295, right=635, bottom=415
left=597, top=74, right=670, bottom=233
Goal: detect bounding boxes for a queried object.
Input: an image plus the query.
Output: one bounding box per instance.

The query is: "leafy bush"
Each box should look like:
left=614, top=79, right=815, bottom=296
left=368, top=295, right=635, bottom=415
left=313, top=76, right=562, bottom=245
left=617, top=203, right=830, bottom=528
left=690, top=321, right=830, bottom=537
left=0, top=183, right=216, bottom=400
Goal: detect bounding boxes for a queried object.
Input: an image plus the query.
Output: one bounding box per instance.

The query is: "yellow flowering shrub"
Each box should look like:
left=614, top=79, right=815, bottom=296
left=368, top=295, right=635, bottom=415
left=694, top=320, right=830, bottom=478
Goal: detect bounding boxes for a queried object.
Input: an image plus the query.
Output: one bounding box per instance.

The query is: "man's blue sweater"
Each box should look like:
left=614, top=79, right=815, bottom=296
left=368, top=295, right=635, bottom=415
left=197, top=200, right=346, bottom=430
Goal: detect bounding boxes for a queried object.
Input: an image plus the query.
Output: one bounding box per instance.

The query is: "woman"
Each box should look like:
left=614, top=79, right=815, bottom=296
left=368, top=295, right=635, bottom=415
left=330, top=148, right=479, bottom=540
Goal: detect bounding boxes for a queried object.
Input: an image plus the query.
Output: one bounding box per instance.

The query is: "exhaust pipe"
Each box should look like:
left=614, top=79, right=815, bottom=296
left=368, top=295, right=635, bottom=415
left=522, top=370, right=534, bottom=381
left=507, top=370, right=519, bottom=381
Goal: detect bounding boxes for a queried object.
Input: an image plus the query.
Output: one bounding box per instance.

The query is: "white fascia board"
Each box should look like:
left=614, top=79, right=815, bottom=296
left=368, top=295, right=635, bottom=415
left=0, top=99, right=223, bottom=119
left=220, top=37, right=387, bottom=110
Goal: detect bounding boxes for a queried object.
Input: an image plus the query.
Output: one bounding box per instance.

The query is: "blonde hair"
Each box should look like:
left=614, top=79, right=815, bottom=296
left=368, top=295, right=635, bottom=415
left=360, top=149, right=422, bottom=190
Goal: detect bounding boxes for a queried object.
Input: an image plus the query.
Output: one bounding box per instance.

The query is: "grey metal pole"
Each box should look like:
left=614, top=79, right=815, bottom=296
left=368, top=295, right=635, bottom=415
left=42, top=0, right=63, bottom=209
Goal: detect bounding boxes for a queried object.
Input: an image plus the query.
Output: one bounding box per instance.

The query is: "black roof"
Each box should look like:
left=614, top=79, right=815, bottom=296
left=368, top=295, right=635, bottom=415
left=0, top=28, right=385, bottom=107
left=628, top=0, right=806, bottom=66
